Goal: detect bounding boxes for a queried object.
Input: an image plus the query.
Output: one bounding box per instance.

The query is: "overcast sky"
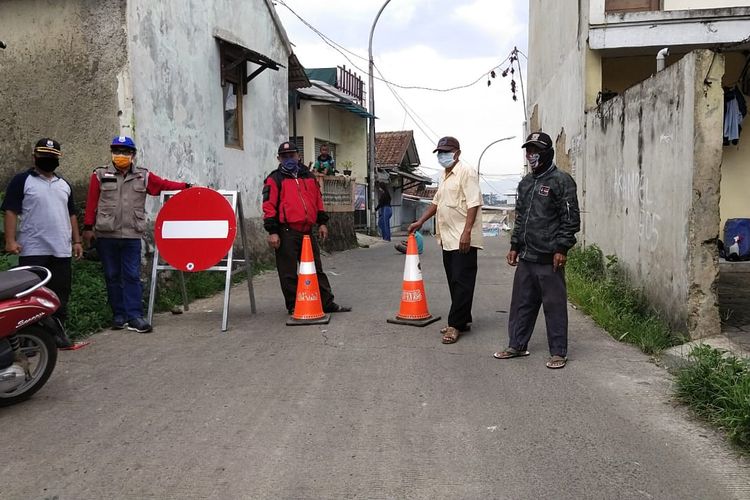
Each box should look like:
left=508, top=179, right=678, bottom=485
left=275, top=0, right=529, bottom=193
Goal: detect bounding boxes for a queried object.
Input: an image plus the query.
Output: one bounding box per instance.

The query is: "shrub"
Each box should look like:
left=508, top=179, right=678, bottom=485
left=566, top=244, right=682, bottom=354
left=675, top=345, right=750, bottom=450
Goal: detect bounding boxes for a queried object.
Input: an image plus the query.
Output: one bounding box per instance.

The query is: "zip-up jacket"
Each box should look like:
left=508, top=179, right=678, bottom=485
left=510, top=164, right=580, bottom=263
left=262, top=165, right=329, bottom=234
left=83, top=164, right=188, bottom=239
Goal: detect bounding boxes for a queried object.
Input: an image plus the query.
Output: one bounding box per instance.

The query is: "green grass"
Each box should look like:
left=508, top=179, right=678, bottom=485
left=1, top=254, right=272, bottom=340
left=675, top=345, right=750, bottom=451
left=566, top=244, right=683, bottom=355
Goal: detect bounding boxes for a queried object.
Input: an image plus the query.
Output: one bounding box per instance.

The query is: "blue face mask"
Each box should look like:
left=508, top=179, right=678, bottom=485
left=437, top=152, right=455, bottom=168
left=281, top=158, right=299, bottom=175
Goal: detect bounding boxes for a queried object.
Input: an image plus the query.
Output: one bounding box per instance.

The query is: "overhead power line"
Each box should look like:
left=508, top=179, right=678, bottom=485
left=276, top=0, right=516, bottom=93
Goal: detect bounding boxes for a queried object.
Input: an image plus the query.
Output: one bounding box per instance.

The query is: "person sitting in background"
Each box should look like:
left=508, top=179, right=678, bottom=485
left=313, top=144, right=336, bottom=176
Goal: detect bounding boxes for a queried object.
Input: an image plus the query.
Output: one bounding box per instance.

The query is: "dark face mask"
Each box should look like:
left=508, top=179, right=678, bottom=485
left=35, top=157, right=59, bottom=173
left=532, top=147, right=555, bottom=175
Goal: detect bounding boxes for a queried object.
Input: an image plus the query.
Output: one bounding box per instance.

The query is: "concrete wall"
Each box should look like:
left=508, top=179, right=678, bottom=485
left=127, top=0, right=290, bottom=225
left=527, top=0, right=592, bottom=180
left=0, top=0, right=127, bottom=193
left=584, top=50, right=723, bottom=338
left=294, top=101, right=367, bottom=182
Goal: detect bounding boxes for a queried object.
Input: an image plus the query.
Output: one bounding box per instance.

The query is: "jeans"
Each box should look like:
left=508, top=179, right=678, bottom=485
left=378, top=206, right=392, bottom=241
left=97, top=238, right=143, bottom=321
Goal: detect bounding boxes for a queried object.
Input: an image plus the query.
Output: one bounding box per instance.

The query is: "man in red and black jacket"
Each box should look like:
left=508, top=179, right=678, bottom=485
left=263, top=141, right=350, bottom=315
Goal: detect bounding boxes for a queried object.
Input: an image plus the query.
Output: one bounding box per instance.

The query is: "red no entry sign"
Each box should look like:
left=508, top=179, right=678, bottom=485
left=154, top=188, right=237, bottom=272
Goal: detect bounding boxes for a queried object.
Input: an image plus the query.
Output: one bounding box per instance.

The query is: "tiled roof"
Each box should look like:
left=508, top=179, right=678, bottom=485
left=376, top=130, right=414, bottom=168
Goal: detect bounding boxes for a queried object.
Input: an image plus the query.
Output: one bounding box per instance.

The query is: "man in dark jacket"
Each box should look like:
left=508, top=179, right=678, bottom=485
left=263, top=141, right=350, bottom=315
left=493, top=132, right=580, bottom=369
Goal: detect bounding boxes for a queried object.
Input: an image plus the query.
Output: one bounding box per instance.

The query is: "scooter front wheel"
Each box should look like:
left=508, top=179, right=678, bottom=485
left=0, top=325, right=57, bottom=407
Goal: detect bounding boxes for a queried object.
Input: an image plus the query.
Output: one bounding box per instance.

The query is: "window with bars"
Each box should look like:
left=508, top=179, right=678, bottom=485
left=289, top=136, right=304, bottom=163
left=220, top=45, right=244, bottom=149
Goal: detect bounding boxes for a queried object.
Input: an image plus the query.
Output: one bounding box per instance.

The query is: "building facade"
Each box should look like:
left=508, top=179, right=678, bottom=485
left=528, top=0, right=750, bottom=338
left=0, top=0, right=304, bottom=255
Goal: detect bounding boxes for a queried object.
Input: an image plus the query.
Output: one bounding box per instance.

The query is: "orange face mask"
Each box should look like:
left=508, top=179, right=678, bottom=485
left=112, top=154, right=133, bottom=170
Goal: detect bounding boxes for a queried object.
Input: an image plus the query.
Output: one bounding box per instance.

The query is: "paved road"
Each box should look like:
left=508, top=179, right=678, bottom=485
left=3, top=234, right=749, bottom=499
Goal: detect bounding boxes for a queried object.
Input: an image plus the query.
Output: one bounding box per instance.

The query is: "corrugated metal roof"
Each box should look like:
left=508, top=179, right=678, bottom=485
left=297, top=80, right=373, bottom=118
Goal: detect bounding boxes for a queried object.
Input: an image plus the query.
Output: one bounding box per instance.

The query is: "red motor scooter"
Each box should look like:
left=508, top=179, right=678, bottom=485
left=0, top=266, right=60, bottom=407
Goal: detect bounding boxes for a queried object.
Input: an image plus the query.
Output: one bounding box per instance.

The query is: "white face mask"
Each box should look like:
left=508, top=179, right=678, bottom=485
left=437, top=152, right=455, bottom=168
left=526, top=153, right=540, bottom=170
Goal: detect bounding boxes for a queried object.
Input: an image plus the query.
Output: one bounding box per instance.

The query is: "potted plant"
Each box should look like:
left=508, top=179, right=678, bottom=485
left=341, top=160, right=353, bottom=176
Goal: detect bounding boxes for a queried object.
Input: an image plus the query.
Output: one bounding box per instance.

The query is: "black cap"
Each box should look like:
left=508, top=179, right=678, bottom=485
left=34, top=138, right=62, bottom=157
left=433, top=136, right=460, bottom=153
left=278, top=141, right=298, bottom=154
left=521, top=132, right=552, bottom=149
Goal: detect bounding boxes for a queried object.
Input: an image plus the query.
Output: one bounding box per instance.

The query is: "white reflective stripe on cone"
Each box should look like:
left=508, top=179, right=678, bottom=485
left=299, top=261, right=317, bottom=275
left=402, top=255, right=422, bottom=282
left=162, top=220, right=229, bottom=239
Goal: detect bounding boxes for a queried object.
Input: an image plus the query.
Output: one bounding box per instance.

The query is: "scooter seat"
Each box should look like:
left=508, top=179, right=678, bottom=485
left=0, top=270, right=42, bottom=300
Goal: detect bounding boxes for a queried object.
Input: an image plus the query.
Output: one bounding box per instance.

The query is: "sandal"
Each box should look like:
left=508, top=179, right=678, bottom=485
left=546, top=355, right=567, bottom=369
left=441, top=326, right=460, bottom=344
left=439, top=324, right=471, bottom=334
left=492, top=347, right=530, bottom=359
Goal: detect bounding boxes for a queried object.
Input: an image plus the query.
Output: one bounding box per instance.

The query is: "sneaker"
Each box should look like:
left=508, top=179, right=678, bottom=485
left=126, top=317, right=152, bottom=334
left=111, top=317, right=127, bottom=330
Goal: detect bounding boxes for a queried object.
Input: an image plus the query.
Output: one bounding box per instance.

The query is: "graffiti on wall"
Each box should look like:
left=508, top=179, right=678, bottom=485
left=614, top=171, right=662, bottom=252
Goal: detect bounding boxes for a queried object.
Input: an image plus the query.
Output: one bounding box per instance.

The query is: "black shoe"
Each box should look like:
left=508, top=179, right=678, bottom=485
left=126, top=317, right=152, bottom=334
left=324, top=303, right=352, bottom=313
left=51, top=317, right=74, bottom=349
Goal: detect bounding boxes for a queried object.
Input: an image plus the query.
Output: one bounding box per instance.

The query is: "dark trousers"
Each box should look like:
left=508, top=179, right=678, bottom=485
left=275, top=227, right=334, bottom=312
left=508, top=260, right=568, bottom=357
left=442, top=247, right=478, bottom=329
left=97, top=238, right=143, bottom=321
left=18, top=255, right=71, bottom=322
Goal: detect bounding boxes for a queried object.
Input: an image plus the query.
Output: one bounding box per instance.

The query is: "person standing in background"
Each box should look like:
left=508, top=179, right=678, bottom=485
left=375, top=184, right=392, bottom=241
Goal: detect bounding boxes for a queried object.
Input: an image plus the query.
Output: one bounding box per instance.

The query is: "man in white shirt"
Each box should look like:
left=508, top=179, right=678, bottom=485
left=408, top=136, right=483, bottom=344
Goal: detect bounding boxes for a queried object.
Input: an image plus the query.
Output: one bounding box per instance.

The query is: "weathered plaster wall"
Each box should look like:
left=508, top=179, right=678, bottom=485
left=584, top=50, right=722, bottom=338
left=0, top=0, right=126, bottom=193
left=126, top=1, right=288, bottom=227
left=527, top=0, right=590, bottom=178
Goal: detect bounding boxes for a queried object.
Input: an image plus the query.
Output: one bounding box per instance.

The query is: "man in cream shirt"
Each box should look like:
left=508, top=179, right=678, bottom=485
left=408, top=136, right=483, bottom=344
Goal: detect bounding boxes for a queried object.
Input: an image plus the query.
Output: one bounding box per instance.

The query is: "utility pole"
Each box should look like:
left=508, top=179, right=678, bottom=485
left=367, top=0, right=392, bottom=235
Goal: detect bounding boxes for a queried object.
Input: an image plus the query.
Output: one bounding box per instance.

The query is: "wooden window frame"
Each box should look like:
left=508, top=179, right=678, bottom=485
left=605, top=0, right=660, bottom=13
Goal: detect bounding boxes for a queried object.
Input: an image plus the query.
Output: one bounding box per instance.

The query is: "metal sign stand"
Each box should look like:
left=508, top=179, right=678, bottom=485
left=146, top=190, right=256, bottom=331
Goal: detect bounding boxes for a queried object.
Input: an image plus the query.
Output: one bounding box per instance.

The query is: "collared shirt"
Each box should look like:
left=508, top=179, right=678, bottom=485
left=432, top=160, right=483, bottom=251
left=1, top=169, right=74, bottom=257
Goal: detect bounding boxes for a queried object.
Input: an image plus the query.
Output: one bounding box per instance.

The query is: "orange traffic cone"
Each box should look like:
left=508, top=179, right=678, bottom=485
left=387, top=233, right=441, bottom=327
left=287, top=235, right=331, bottom=326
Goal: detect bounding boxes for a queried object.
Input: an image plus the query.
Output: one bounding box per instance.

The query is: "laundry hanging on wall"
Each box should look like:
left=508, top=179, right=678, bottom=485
left=723, top=86, right=747, bottom=146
